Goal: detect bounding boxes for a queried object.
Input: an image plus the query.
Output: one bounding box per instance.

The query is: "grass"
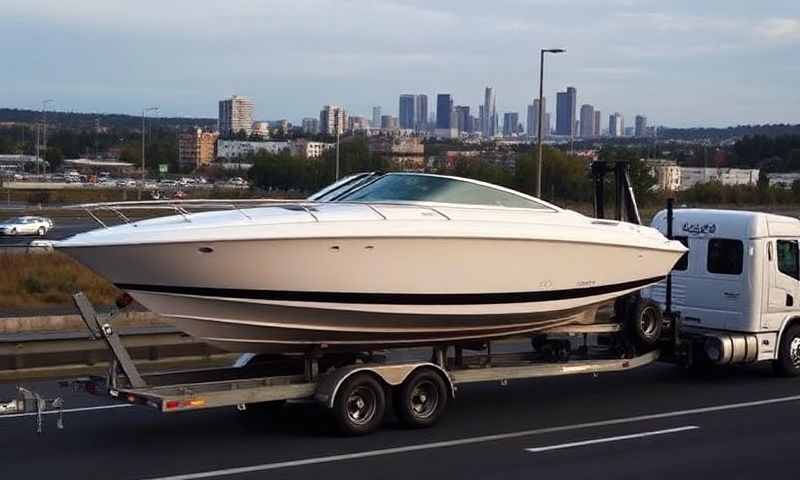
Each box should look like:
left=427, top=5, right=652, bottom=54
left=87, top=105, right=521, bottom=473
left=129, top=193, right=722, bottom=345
left=0, top=252, right=119, bottom=310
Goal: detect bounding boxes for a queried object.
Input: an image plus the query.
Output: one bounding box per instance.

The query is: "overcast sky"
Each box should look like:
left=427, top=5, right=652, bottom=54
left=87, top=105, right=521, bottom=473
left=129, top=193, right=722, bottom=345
left=2, top=0, right=798, bottom=127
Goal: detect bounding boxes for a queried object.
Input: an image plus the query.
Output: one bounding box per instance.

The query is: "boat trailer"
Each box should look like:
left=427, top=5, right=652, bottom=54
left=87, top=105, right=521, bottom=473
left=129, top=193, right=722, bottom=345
left=2, top=291, right=659, bottom=435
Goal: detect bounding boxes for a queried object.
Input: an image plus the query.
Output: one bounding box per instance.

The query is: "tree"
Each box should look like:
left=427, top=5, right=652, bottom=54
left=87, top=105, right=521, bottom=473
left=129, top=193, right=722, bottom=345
left=44, top=146, right=64, bottom=171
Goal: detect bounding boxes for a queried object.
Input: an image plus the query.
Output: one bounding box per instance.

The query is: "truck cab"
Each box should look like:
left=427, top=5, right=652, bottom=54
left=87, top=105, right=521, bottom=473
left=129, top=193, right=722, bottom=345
left=642, top=208, right=800, bottom=370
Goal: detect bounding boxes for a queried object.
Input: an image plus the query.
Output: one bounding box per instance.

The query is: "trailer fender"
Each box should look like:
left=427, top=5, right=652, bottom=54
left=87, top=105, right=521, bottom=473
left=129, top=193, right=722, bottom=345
left=314, top=362, right=454, bottom=409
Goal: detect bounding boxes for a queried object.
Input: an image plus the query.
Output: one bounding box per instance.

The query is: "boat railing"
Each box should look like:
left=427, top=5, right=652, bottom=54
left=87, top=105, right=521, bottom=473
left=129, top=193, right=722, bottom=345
left=65, top=198, right=457, bottom=229
left=64, top=198, right=300, bottom=228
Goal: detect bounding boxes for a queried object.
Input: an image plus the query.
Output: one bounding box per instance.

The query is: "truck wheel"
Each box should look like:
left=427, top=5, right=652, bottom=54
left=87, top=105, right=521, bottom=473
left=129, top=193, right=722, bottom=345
left=395, top=369, right=448, bottom=429
left=333, top=373, right=386, bottom=435
left=774, top=325, right=800, bottom=377
left=628, top=299, right=663, bottom=352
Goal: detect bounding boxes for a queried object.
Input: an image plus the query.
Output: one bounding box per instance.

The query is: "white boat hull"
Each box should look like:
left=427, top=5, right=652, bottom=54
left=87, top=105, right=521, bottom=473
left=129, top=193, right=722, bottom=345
left=60, top=235, right=677, bottom=352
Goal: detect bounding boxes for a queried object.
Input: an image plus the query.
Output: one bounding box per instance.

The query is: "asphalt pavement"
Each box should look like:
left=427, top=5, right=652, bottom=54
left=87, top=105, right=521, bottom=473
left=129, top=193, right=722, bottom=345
left=2, top=361, right=800, bottom=480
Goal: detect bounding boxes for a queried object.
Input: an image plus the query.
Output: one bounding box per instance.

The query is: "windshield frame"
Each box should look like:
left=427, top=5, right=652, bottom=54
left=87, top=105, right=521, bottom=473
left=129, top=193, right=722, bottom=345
left=307, top=172, right=381, bottom=202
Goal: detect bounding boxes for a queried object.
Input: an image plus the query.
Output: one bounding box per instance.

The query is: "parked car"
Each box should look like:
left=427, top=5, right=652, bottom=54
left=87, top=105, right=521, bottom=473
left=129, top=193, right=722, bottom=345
left=0, top=216, right=54, bottom=236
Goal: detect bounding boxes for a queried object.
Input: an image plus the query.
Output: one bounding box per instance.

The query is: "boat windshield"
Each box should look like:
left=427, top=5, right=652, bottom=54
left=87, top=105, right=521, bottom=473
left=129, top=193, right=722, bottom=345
left=335, top=173, right=550, bottom=209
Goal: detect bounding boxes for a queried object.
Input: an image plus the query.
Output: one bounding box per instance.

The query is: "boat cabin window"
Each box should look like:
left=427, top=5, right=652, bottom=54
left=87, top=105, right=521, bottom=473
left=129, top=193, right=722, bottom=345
left=707, top=238, right=743, bottom=275
left=336, top=174, right=548, bottom=209
left=673, top=236, right=689, bottom=271
left=777, top=240, right=800, bottom=280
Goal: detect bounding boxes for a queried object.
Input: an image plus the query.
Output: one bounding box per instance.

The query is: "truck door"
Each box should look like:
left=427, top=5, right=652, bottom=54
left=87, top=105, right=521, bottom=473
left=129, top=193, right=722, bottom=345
left=767, top=239, right=800, bottom=329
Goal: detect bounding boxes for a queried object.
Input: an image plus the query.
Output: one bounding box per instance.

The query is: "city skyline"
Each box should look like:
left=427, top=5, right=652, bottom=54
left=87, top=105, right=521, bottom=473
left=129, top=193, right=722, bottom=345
left=3, top=1, right=797, bottom=127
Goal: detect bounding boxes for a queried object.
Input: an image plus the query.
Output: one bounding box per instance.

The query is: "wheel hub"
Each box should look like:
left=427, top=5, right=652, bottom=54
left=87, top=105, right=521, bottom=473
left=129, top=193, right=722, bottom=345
left=346, top=387, right=376, bottom=425
left=790, top=337, right=800, bottom=368
left=410, top=380, right=439, bottom=418
left=640, top=308, right=658, bottom=338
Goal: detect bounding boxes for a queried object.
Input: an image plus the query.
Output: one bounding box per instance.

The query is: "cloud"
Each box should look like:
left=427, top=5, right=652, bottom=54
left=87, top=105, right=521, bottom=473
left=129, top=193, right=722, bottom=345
left=756, top=18, right=800, bottom=41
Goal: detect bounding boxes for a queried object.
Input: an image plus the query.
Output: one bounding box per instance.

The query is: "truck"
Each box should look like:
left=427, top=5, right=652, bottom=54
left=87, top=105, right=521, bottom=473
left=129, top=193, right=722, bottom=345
left=643, top=207, right=800, bottom=376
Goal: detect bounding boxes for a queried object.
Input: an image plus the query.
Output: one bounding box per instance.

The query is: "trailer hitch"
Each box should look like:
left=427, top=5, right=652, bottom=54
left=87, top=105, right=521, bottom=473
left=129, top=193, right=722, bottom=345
left=0, top=387, right=64, bottom=434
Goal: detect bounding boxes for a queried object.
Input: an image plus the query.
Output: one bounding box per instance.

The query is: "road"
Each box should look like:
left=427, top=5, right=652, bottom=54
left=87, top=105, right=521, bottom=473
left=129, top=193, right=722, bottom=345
left=2, top=361, right=800, bottom=479
left=0, top=218, right=95, bottom=246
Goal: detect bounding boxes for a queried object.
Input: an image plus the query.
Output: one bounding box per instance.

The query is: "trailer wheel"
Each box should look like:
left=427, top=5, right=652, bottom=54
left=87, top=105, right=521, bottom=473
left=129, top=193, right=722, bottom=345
left=628, top=299, right=663, bottom=352
left=394, top=369, right=448, bottom=429
left=332, top=373, right=386, bottom=435
left=774, top=325, right=800, bottom=377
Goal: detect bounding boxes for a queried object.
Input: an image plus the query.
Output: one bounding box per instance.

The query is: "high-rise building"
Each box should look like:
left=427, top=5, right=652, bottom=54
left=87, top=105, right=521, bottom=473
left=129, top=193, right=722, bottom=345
left=526, top=97, right=547, bottom=137
left=399, top=95, right=416, bottom=129
left=503, top=112, right=519, bottom=137
left=178, top=128, right=219, bottom=169
left=455, top=105, right=471, bottom=133
left=381, top=115, right=398, bottom=130
left=301, top=117, right=319, bottom=135
left=436, top=94, right=453, bottom=129
left=608, top=112, right=624, bottom=137
left=319, top=105, right=347, bottom=135
left=543, top=113, right=551, bottom=135
left=414, top=95, right=428, bottom=130
left=371, top=106, right=381, bottom=128
left=579, top=104, right=595, bottom=138
left=593, top=110, right=601, bottom=137
left=635, top=115, right=648, bottom=137
left=555, top=87, right=577, bottom=136
left=482, top=87, right=497, bottom=137
left=218, top=95, right=254, bottom=137
left=348, top=116, right=370, bottom=132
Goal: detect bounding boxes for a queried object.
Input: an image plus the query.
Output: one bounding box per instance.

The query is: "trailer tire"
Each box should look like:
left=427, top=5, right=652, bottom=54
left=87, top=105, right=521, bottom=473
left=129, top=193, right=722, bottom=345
left=394, top=369, right=448, bottom=429
left=774, top=325, right=800, bottom=377
left=332, top=373, right=386, bottom=436
left=628, top=299, right=663, bottom=352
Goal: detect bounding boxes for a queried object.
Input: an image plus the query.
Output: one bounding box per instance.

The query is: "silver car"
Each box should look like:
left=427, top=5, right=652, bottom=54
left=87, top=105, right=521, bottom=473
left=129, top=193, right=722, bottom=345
left=0, top=216, right=54, bottom=236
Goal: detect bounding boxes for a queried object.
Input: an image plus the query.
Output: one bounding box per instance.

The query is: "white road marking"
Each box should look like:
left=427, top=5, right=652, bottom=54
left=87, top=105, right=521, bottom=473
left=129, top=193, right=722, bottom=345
left=525, top=425, right=700, bottom=453
left=0, top=403, right=131, bottom=418
left=142, top=393, right=800, bottom=480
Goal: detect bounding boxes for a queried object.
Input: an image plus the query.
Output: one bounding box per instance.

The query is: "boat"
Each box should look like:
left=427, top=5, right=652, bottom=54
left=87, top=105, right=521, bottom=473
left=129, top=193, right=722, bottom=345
left=54, top=172, right=686, bottom=353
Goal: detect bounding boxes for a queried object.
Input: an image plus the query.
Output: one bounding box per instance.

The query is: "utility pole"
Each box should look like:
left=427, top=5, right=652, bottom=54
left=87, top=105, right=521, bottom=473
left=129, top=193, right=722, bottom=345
left=41, top=99, right=53, bottom=176
left=536, top=49, right=565, bottom=198
left=140, top=106, right=159, bottom=199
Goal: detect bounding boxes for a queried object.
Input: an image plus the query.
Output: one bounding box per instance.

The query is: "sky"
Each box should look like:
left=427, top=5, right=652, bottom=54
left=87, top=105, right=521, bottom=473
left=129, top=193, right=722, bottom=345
left=1, top=0, right=798, bottom=127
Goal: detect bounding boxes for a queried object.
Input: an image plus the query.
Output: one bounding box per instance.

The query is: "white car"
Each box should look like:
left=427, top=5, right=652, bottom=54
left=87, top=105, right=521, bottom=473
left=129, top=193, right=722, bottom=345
left=0, top=216, right=54, bottom=236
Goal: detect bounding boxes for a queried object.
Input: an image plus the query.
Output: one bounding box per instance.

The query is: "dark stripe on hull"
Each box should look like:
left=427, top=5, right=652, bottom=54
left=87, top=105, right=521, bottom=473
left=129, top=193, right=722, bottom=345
left=116, top=276, right=663, bottom=305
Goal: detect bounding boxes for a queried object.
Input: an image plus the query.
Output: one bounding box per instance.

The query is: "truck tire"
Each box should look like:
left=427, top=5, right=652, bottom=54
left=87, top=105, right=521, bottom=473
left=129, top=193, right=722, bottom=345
left=394, top=369, right=448, bottom=429
left=332, top=373, right=386, bottom=436
left=774, top=325, right=800, bottom=377
left=627, top=299, right=663, bottom=352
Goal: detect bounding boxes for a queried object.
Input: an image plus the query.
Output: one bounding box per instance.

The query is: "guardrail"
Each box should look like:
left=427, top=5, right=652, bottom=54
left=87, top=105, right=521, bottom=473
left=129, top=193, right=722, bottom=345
left=0, top=325, right=235, bottom=382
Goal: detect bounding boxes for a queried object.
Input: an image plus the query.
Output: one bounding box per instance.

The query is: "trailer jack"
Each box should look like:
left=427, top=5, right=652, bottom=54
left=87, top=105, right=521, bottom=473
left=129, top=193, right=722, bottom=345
left=0, top=387, right=64, bottom=434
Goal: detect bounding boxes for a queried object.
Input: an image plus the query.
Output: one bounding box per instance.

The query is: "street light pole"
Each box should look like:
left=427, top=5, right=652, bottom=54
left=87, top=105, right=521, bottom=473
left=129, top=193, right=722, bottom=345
left=140, top=106, right=159, bottom=200
left=536, top=48, right=565, bottom=198
left=40, top=99, right=53, bottom=176
left=335, top=128, right=341, bottom=181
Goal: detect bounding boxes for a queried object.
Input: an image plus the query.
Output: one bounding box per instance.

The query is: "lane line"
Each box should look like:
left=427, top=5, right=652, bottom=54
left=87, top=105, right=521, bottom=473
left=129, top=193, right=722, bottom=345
left=142, top=393, right=800, bottom=480
left=525, top=425, right=700, bottom=453
left=1, top=403, right=131, bottom=418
